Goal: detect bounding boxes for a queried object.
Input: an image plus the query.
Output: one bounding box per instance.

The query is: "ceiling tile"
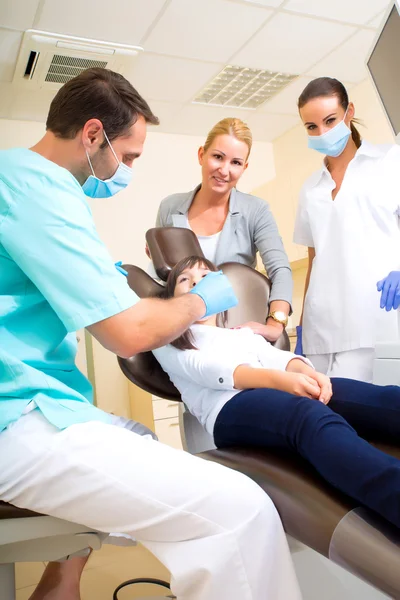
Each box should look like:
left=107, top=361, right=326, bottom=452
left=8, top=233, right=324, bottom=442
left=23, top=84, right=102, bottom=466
left=307, top=29, right=378, bottom=83
left=245, top=112, right=300, bottom=141
left=37, top=0, right=166, bottom=45
left=0, top=29, right=23, bottom=83
left=367, top=9, right=387, bottom=28
left=127, top=53, right=222, bottom=103
left=258, top=76, right=313, bottom=114
left=144, top=0, right=273, bottom=63
left=160, top=103, right=256, bottom=137
left=229, top=0, right=284, bottom=7
left=284, top=0, right=392, bottom=26
left=144, top=100, right=184, bottom=131
left=0, top=0, right=40, bottom=31
left=232, top=12, right=356, bottom=73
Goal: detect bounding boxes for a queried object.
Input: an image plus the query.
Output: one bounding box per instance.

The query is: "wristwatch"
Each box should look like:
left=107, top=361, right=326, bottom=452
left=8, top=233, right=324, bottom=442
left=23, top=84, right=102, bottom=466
left=267, top=311, right=288, bottom=327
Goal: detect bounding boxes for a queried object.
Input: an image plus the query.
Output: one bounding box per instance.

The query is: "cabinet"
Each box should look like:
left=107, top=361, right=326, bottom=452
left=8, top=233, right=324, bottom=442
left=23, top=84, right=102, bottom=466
left=152, top=397, right=183, bottom=450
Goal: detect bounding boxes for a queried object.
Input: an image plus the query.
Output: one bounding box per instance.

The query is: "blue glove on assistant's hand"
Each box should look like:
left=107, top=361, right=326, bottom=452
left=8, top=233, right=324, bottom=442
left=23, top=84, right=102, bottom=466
left=115, top=261, right=128, bottom=277
left=377, top=271, right=400, bottom=311
left=294, top=325, right=304, bottom=356
left=189, top=271, right=238, bottom=318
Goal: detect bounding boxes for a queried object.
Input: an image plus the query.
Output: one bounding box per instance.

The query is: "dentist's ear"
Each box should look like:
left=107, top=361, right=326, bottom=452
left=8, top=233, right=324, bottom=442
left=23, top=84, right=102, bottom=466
left=82, top=119, right=104, bottom=150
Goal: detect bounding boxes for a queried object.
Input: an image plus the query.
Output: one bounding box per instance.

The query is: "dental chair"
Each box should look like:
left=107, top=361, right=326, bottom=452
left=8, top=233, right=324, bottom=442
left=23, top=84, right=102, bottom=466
left=118, top=226, right=400, bottom=599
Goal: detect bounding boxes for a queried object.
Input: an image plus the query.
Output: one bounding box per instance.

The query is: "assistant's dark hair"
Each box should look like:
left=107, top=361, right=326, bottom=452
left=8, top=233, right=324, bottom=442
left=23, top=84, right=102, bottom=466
left=298, top=77, right=362, bottom=148
left=164, top=256, right=228, bottom=351
left=46, top=67, right=159, bottom=144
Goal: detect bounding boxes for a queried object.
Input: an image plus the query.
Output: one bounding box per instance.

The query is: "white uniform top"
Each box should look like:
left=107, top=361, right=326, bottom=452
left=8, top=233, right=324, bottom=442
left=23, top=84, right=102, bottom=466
left=293, top=141, right=400, bottom=356
left=153, top=325, right=311, bottom=435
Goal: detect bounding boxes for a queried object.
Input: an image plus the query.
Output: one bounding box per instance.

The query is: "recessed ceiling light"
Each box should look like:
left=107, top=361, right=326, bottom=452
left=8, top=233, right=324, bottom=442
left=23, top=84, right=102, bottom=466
left=193, top=65, right=298, bottom=110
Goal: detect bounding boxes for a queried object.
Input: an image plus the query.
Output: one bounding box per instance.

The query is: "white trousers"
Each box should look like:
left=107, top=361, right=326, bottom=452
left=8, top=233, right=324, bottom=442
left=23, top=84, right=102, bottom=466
left=0, top=411, right=301, bottom=600
left=307, top=348, right=374, bottom=383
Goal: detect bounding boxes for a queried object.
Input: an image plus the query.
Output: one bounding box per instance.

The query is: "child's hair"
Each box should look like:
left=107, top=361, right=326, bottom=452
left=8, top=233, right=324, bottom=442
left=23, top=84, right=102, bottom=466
left=164, top=255, right=228, bottom=350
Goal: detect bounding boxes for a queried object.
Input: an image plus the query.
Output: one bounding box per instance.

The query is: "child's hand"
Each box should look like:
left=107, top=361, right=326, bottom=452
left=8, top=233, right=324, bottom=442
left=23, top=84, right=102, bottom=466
left=308, top=371, right=332, bottom=404
left=278, top=372, right=321, bottom=399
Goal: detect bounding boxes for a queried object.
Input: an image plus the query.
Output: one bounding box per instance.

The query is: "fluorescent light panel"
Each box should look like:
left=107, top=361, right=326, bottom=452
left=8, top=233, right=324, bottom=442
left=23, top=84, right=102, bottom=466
left=193, top=65, right=298, bottom=110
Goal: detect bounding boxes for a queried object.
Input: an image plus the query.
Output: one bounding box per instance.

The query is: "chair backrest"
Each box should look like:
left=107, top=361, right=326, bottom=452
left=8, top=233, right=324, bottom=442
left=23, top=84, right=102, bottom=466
left=146, top=227, right=204, bottom=281
left=119, top=227, right=290, bottom=399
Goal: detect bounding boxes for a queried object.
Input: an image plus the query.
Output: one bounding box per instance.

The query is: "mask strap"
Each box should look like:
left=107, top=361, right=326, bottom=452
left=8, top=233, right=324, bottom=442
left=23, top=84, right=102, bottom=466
left=103, top=130, right=120, bottom=165
left=86, top=150, right=96, bottom=176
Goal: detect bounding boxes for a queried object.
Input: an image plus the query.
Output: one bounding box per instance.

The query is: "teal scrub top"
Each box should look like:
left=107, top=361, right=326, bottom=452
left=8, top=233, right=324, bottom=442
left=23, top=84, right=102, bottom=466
left=0, top=148, right=139, bottom=433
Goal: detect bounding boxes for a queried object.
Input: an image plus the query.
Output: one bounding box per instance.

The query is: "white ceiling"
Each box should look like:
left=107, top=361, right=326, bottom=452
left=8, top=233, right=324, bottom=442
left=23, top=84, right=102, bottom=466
left=0, top=0, right=391, bottom=141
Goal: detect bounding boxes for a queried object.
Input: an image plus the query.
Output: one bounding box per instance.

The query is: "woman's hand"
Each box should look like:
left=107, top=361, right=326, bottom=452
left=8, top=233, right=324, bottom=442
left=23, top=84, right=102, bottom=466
left=234, top=320, right=283, bottom=342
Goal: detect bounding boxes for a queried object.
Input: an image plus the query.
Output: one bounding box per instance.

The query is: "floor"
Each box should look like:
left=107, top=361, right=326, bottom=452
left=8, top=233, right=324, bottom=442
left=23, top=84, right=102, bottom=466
left=15, top=544, right=171, bottom=600
left=15, top=541, right=391, bottom=599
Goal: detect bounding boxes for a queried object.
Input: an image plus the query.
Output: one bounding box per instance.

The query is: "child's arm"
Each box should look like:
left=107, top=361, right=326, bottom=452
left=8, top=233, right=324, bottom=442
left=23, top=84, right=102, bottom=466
left=233, top=365, right=321, bottom=399
left=233, top=359, right=332, bottom=404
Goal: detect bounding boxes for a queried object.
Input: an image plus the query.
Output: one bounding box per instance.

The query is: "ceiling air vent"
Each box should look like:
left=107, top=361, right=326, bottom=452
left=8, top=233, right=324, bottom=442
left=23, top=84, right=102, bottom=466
left=13, top=30, right=142, bottom=90
left=44, top=55, right=108, bottom=84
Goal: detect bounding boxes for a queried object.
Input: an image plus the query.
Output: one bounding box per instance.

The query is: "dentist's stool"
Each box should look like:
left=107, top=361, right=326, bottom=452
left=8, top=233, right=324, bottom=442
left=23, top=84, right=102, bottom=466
left=0, top=501, right=106, bottom=600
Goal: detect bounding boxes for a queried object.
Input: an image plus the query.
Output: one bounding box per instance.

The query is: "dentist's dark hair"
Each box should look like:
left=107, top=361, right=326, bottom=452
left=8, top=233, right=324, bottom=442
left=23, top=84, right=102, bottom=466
left=163, top=255, right=228, bottom=351
left=46, top=68, right=159, bottom=145
left=298, top=77, right=362, bottom=148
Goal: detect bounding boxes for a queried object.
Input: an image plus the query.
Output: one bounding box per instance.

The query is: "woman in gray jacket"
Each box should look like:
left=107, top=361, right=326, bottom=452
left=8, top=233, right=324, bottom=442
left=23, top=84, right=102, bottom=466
left=156, top=117, right=292, bottom=342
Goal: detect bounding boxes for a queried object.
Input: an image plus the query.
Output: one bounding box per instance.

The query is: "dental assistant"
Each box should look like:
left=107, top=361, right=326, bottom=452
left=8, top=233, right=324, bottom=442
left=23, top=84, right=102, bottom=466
left=155, top=117, right=292, bottom=343
left=294, top=77, right=400, bottom=382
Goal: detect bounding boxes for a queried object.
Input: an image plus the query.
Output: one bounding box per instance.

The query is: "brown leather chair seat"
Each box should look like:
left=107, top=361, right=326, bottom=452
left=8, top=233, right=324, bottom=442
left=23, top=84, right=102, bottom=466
left=118, top=227, right=400, bottom=598
left=0, top=502, right=41, bottom=520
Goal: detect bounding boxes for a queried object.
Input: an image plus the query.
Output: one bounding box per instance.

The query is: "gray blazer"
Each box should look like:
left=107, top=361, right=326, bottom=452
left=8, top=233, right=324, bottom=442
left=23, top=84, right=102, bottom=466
left=156, top=185, right=292, bottom=306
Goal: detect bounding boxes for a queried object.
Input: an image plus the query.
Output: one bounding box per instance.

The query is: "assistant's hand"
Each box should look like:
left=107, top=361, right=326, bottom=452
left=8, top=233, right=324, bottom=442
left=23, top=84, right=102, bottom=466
left=377, top=271, right=400, bottom=311
left=233, top=320, right=283, bottom=342
left=189, top=271, right=238, bottom=318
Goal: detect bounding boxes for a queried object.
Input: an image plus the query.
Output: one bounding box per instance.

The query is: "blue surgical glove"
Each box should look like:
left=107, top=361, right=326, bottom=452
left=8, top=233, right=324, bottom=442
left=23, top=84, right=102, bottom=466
left=115, top=261, right=128, bottom=277
left=377, top=271, right=400, bottom=311
left=294, top=325, right=304, bottom=356
left=189, top=271, right=238, bottom=318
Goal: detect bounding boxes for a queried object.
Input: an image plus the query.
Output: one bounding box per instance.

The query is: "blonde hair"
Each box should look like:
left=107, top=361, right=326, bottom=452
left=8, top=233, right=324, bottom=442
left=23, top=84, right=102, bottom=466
left=203, top=117, right=252, bottom=158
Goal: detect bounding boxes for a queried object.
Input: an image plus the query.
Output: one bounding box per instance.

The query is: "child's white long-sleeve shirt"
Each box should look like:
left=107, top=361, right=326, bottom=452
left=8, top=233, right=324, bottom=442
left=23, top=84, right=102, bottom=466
left=153, top=325, right=312, bottom=435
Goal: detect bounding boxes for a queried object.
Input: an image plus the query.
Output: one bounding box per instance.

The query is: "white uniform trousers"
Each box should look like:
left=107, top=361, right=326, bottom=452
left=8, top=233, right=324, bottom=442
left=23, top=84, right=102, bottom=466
left=307, top=348, right=374, bottom=383
left=0, top=411, right=301, bottom=600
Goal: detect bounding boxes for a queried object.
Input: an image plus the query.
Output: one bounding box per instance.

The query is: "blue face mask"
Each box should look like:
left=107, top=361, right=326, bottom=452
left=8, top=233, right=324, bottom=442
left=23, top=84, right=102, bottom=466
left=307, top=109, right=351, bottom=157
left=82, top=130, right=133, bottom=198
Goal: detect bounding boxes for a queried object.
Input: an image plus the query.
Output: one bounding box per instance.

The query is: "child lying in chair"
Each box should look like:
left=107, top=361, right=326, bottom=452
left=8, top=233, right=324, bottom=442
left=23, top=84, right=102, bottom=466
left=153, top=255, right=400, bottom=530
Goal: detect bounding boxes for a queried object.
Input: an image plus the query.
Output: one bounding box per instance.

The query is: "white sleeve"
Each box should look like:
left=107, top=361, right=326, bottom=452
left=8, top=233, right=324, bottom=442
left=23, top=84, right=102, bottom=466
left=293, top=185, right=314, bottom=247
left=153, top=344, right=243, bottom=390
left=252, top=334, right=314, bottom=371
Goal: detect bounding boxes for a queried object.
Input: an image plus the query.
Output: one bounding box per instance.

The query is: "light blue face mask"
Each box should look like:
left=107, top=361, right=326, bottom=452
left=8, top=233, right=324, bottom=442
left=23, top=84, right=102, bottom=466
left=307, top=108, right=351, bottom=157
left=82, top=130, right=133, bottom=198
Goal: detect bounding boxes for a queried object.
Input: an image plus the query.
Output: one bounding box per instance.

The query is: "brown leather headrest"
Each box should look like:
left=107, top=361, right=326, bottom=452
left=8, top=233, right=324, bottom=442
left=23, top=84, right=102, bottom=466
left=146, top=227, right=204, bottom=281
